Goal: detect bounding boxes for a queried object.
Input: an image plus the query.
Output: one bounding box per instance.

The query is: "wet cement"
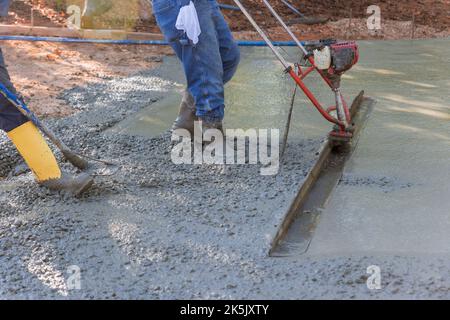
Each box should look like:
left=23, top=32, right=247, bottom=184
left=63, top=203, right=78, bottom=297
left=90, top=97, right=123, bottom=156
left=0, top=47, right=324, bottom=299
left=272, top=96, right=376, bottom=257
left=0, top=39, right=450, bottom=299
left=111, top=48, right=299, bottom=137
left=308, top=38, right=450, bottom=256
left=110, top=46, right=370, bottom=140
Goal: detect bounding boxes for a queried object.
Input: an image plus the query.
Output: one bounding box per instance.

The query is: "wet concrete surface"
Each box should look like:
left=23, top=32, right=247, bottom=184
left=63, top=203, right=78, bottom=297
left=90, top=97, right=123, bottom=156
left=0, top=39, right=449, bottom=299
left=110, top=46, right=366, bottom=140
left=111, top=48, right=300, bottom=137
left=0, top=46, right=324, bottom=299
left=308, top=38, right=450, bottom=256
left=272, top=96, right=376, bottom=257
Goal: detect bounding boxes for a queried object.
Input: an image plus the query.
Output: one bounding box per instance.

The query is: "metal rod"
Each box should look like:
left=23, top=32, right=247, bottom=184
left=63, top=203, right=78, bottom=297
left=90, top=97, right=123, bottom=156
left=232, top=0, right=343, bottom=128
left=260, top=0, right=308, bottom=55
left=231, top=0, right=290, bottom=69
left=288, top=69, right=344, bottom=128
left=218, top=4, right=240, bottom=11
left=334, top=88, right=349, bottom=127
left=260, top=0, right=339, bottom=95
left=280, top=0, right=304, bottom=18
left=281, top=84, right=297, bottom=159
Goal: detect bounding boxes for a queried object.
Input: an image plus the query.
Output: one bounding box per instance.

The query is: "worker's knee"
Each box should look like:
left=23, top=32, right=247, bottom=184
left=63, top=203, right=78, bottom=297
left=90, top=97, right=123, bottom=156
left=0, top=49, right=29, bottom=132
left=0, top=102, right=29, bottom=133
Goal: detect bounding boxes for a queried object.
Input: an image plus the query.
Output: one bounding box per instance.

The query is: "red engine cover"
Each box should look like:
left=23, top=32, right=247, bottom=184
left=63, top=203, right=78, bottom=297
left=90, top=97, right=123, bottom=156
left=328, top=41, right=359, bottom=74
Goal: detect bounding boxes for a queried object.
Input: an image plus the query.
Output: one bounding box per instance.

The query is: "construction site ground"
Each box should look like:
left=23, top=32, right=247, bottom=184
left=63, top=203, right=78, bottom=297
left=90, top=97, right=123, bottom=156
left=0, top=36, right=449, bottom=299
left=4, top=0, right=450, bottom=38
left=0, top=0, right=450, bottom=300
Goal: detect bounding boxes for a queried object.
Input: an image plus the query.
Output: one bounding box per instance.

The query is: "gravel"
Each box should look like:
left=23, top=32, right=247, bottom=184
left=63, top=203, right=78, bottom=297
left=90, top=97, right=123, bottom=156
left=1, top=60, right=449, bottom=300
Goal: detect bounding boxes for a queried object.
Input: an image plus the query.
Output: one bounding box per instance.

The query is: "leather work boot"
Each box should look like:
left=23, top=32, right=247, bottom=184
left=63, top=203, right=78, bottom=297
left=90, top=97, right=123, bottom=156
left=41, top=172, right=94, bottom=197
left=195, top=119, right=225, bottom=147
left=171, top=90, right=197, bottom=136
left=201, top=119, right=224, bottom=136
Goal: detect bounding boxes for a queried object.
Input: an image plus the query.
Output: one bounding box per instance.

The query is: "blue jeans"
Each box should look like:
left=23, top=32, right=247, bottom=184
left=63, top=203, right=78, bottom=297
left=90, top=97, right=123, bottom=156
left=0, top=47, right=28, bottom=132
left=0, top=0, right=10, bottom=17
left=152, top=0, right=240, bottom=121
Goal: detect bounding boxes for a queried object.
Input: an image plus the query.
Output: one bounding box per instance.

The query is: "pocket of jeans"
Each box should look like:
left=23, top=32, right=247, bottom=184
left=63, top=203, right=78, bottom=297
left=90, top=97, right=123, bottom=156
left=152, top=0, right=176, bottom=14
left=153, top=0, right=188, bottom=44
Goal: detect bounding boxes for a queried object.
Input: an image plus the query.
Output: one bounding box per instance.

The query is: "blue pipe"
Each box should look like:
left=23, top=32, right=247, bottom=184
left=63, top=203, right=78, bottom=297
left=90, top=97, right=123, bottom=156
left=0, top=35, right=298, bottom=47
left=239, top=40, right=297, bottom=47
left=0, top=35, right=169, bottom=45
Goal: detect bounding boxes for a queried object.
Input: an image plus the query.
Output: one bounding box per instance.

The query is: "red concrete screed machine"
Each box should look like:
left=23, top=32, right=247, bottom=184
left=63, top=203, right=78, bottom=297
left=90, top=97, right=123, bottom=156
left=232, top=0, right=360, bottom=145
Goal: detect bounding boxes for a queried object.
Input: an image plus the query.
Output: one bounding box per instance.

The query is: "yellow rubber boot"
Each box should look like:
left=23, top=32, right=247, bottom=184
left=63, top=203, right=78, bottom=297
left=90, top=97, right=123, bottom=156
left=7, top=121, right=61, bottom=182
left=7, top=121, right=93, bottom=196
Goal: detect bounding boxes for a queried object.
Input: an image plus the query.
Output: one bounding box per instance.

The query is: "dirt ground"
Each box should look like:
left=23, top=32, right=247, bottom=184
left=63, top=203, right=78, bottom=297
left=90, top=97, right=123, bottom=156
left=3, top=0, right=450, bottom=38
left=227, top=0, right=450, bottom=40
left=233, top=18, right=450, bottom=42
left=1, top=0, right=65, bottom=26
left=223, top=0, right=450, bottom=32
left=1, top=41, right=172, bottom=116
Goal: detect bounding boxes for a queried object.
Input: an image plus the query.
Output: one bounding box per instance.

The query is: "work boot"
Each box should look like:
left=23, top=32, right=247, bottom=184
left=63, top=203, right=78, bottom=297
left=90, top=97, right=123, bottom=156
left=195, top=119, right=225, bottom=148
left=7, top=121, right=94, bottom=197
left=201, top=119, right=224, bottom=136
left=41, top=172, right=94, bottom=197
left=171, top=90, right=197, bottom=136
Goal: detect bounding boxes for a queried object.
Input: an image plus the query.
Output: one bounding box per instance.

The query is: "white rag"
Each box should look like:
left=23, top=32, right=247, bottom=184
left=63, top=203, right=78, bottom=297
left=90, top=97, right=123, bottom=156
left=175, top=1, right=201, bottom=45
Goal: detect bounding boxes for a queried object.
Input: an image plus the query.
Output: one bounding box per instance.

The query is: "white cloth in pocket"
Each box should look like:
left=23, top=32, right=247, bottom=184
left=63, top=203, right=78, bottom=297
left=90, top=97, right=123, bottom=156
left=175, top=1, right=201, bottom=45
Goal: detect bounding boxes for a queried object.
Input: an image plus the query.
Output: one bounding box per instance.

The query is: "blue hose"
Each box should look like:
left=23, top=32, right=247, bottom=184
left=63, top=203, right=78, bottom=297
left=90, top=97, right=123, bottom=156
left=239, top=40, right=298, bottom=47
left=0, top=35, right=298, bottom=47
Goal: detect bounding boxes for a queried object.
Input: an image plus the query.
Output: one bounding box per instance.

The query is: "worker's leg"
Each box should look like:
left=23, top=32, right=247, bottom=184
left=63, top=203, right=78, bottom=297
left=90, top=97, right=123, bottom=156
left=0, top=0, right=11, bottom=17
left=0, top=48, right=29, bottom=132
left=209, top=0, right=240, bottom=84
left=170, top=0, right=239, bottom=133
left=0, top=48, right=92, bottom=195
left=153, top=0, right=225, bottom=123
left=0, top=47, right=60, bottom=181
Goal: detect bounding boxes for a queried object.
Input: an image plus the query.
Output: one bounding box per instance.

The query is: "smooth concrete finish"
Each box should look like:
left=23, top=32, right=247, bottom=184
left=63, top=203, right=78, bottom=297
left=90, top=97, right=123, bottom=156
left=308, top=38, right=450, bottom=256
left=112, top=39, right=450, bottom=257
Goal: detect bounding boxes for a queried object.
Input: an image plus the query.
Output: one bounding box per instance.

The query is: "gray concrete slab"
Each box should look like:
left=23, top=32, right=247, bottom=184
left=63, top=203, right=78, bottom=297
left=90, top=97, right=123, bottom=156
left=1, top=39, right=450, bottom=299
left=308, top=38, right=450, bottom=256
